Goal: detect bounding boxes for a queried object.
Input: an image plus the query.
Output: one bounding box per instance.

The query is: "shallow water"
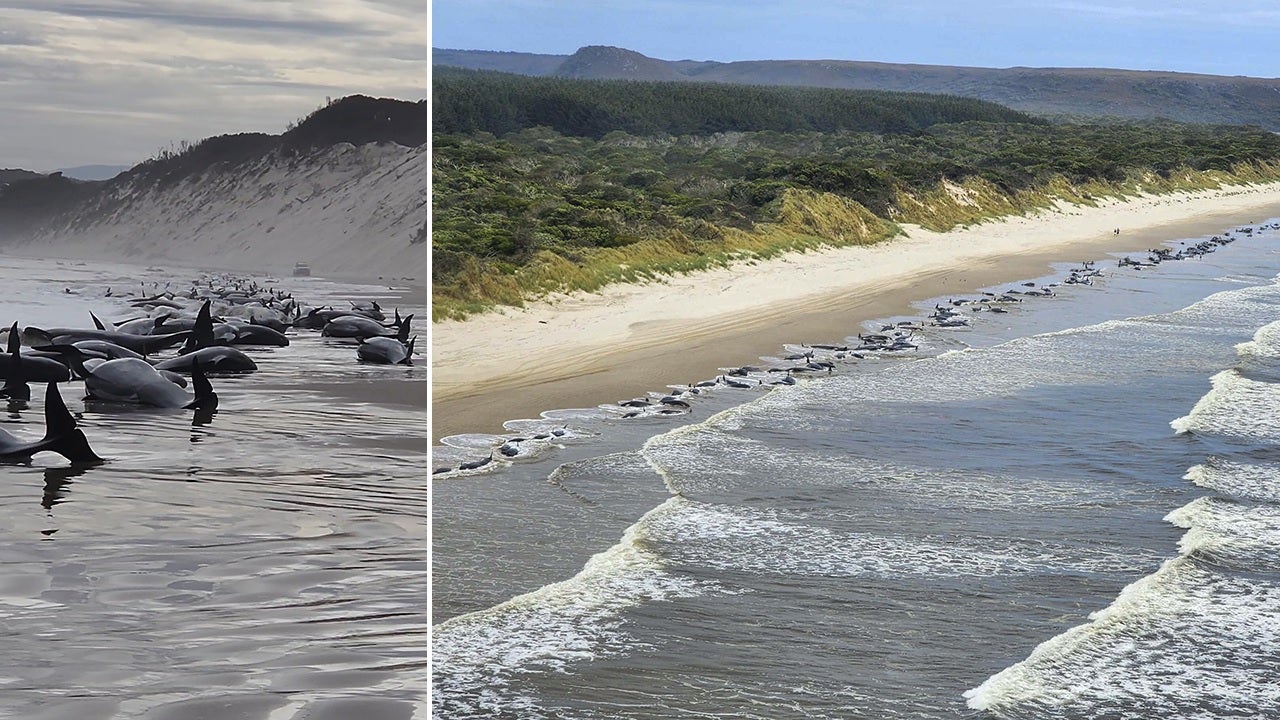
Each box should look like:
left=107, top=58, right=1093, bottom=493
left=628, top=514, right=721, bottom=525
left=0, top=256, right=429, bottom=719
left=434, top=222, right=1280, bottom=718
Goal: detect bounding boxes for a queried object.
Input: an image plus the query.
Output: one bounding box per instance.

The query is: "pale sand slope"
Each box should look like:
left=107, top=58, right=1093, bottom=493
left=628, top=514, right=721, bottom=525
left=433, top=182, right=1280, bottom=441
left=12, top=143, right=429, bottom=286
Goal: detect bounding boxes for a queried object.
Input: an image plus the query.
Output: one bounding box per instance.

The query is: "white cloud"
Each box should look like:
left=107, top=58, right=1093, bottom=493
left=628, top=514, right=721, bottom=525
left=0, top=1, right=425, bottom=169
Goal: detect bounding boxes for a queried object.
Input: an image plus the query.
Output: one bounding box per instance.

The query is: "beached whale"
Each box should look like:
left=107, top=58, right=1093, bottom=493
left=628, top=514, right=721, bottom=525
left=39, top=346, right=217, bottom=409
left=0, top=383, right=101, bottom=463
left=68, top=339, right=148, bottom=362
left=155, top=346, right=257, bottom=374
left=28, top=327, right=192, bottom=356
left=357, top=336, right=416, bottom=365
left=0, top=322, right=72, bottom=384
left=222, top=321, right=289, bottom=347
left=323, top=313, right=413, bottom=342
left=321, top=315, right=395, bottom=340
left=294, top=305, right=388, bottom=330
left=83, top=357, right=217, bottom=409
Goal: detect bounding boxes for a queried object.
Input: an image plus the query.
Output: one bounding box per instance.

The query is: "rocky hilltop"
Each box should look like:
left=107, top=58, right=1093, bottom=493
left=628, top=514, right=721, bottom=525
left=434, top=45, right=1280, bottom=130
left=0, top=96, right=429, bottom=283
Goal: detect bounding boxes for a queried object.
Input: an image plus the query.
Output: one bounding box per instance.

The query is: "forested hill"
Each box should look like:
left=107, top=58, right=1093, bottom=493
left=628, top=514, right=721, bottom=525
left=431, top=67, right=1280, bottom=319
left=433, top=67, right=1040, bottom=137
left=433, top=46, right=1280, bottom=130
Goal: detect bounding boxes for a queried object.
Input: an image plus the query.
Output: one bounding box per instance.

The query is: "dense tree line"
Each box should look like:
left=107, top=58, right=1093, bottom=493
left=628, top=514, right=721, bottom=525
left=432, top=67, right=1040, bottom=137
left=433, top=118, right=1280, bottom=315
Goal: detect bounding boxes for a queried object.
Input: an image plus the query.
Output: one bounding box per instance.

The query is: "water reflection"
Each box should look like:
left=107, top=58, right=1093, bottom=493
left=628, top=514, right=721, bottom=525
left=192, top=407, right=217, bottom=431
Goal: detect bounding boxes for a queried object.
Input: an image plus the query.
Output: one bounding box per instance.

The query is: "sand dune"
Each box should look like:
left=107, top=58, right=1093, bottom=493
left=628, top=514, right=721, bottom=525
left=13, top=142, right=429, bottom=285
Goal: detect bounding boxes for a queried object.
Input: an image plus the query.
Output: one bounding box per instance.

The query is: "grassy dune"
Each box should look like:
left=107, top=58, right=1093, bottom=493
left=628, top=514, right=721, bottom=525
left=433, top=160, right=1280, bottom=321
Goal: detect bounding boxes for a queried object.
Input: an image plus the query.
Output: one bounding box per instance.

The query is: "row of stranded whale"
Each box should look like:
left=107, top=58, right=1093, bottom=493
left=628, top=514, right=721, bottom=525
left=0, top=273, right=419, bottom=466
left=436, top=223, right=1277, bottom=475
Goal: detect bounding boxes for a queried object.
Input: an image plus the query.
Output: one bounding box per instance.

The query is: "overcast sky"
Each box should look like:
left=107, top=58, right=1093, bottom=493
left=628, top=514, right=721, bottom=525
left=0, top=1, right=426, bottom=171
left=432, top=1, right=1279, bottom=78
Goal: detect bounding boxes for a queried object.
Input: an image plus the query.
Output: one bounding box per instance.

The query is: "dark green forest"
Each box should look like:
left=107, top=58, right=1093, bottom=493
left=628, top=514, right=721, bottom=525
left=432, top=70, right=1280, bottom=319
left=433, top=67, right=1040, bottom=137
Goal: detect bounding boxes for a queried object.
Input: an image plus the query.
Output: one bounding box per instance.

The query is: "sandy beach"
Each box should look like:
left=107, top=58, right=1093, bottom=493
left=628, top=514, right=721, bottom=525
left=436, top=182, right=1280, bottom=442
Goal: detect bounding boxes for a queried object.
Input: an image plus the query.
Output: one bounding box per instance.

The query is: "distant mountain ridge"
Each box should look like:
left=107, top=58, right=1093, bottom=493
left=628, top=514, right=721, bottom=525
left=432, top=46, right=1280, bottom=130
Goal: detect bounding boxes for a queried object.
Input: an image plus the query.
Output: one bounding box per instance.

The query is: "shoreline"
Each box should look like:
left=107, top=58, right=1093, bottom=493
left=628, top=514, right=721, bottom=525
left=0, top=244, right=431, bottom=309
left=447, top=183, right=1278, bottom=442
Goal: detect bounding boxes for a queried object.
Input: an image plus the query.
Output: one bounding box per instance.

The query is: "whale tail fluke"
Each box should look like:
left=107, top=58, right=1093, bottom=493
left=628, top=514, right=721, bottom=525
left=396, top=314, right=414, bottom=344
left=402, top=336, right=416, bottom=365
left=38, top=383, right=102, bottom=464
left=22, top=326, right=52, bottom=347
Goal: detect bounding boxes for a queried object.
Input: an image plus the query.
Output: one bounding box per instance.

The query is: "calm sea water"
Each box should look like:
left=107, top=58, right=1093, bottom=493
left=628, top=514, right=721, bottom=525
left=434, top=219, right=1280, bottom=718
left=0, top=256, right=429, bottom=719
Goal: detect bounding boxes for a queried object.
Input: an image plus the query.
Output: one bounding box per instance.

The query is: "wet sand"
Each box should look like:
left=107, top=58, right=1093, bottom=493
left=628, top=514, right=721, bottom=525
left=432, top=185, right=1280, bottom=442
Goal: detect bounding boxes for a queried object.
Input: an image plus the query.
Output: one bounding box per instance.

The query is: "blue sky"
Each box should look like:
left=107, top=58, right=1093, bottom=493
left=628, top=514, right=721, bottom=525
left=431, top=1, right=1279, bottom=77
left=0, top=1, right=426, bottom=171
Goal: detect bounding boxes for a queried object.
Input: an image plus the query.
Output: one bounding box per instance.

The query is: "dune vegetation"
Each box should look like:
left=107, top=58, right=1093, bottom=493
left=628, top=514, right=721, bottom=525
left=432, top=70, right=1280, bottom=320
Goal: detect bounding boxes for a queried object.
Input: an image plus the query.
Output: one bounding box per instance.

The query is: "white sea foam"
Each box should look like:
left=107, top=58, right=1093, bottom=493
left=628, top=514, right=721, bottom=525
left=1185, top=458, right=1280, bottom=503
left=1171, top=369, right=1280, bottom=441
left=1147, top=281, right=1280, bottom=331
left=1236, top=319, right=1280, bottom=358
left=432, top=498, right=718, bottom=719
left=965, top=556, right=1280, bottom=718
left=644, top=501, right=1158, bottom=579
left=1165, top=496, right=1280, bottom=566
left=970, top=299, right=1280, bottom=718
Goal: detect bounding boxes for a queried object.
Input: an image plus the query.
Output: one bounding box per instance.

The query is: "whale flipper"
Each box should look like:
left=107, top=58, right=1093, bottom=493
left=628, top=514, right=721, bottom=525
left=89, top=311, right=117, bottom=332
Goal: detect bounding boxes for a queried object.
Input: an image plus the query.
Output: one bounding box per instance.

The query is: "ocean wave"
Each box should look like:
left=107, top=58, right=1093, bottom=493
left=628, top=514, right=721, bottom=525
left=646, top=426, right=1168, bottom=512
left=1165, top=496, right=1280, bottom=568
left=643, top=501, right=1161, bottom=579
left=432, top=498, right=719, bottom=719
left=1185, top=457, right=1280, bottom=503
left=1171, top=369, right=1280, bottom=442
left=965, top=556, right=1280, bottom=718
left=1147, top=281, right=1280, bottom=331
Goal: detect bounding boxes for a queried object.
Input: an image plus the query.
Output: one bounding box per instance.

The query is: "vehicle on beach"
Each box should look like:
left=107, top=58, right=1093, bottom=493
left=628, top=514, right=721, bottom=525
left=292, top=262, right=311, bottom=277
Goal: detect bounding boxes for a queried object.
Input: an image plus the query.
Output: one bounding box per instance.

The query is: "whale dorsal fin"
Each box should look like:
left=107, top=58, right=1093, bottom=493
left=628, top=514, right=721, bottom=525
left=40, top=382, right=102, bottom=463
left=1, top=322, right=28, bottom=401
left=184, top=358, right=218, bottom=411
